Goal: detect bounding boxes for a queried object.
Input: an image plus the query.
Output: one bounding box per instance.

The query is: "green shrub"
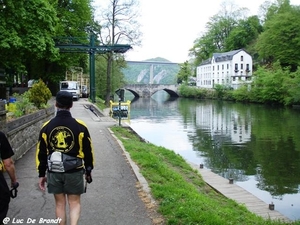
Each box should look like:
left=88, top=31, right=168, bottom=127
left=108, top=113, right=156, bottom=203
left=28, top=79, right=52, bottom=109
left=179, top=85, right=205, bottom=99
left=7, top=92, right=37, bottom=119
left=232, top=85, right=250, bottom=102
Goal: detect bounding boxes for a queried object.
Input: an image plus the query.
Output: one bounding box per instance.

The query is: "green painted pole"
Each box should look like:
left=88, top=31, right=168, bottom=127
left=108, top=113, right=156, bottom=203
left=89, top=33, right=96, bottom=103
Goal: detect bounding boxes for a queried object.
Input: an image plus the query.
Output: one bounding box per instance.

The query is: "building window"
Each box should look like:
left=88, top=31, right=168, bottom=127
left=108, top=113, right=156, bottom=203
left=241, top=64, right=243, bottom=69
left=213, top=66, right=215, bottom=71
left=241, top=56, right=243, bottom=61
left=235, top=63, right=238, bottom=72
left=227, top=64, right=229, bottom=69
left=222, top=64, right=224, bottom=70
left=246, top=64, right=250, bottom=72
left=217, top=65, right=219, bottom=70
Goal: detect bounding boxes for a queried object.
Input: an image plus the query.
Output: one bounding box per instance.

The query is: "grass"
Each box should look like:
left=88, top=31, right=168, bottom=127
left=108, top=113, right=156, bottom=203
left=95, top=97, right=106, bottom=110
left=111, top=126, right=300, bottom=225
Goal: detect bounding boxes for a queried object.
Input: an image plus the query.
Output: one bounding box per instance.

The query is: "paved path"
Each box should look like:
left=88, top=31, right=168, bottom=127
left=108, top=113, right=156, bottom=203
left=6, top=99, right=153, bottom=225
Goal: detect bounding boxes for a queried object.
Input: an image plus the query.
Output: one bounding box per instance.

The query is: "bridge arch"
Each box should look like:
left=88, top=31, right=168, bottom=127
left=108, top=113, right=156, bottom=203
left=151, top=89, right=179, bottom=98
left=124, top=88, right=139, bottom=98
left=122, top=84, right=180, bottom=98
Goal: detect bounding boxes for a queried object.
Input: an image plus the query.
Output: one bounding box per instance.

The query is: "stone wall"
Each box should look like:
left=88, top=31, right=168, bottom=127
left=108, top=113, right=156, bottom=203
left=0, top=101, right=55, bottom=161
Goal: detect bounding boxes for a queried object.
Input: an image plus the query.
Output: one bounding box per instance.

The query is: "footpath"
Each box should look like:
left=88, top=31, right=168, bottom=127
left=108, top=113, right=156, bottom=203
left=6, top=99, right=156, bottom=225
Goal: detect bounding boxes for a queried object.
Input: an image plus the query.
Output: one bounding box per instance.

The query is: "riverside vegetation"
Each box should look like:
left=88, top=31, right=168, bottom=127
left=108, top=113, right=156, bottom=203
left=111, top=126, right=300, bottom=225
left=178, top=62, right=300, bottom=106
left=6, top=79, right=52, bottom=120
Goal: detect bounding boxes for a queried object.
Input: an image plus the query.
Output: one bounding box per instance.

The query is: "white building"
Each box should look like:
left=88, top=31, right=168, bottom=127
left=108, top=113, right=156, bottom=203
left=196, top=49, right=253, bottom=89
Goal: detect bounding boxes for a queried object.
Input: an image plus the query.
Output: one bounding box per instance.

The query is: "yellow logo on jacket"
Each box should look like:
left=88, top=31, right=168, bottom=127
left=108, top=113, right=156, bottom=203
left=49, top=126, right=75, bottom=153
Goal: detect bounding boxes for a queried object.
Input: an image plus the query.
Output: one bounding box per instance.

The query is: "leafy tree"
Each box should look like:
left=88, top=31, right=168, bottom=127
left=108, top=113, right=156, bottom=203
left=0, top=0, right=58, bottom=73
left=255, top=1, right=300, bottom=71
left=177, top=61, right=193, bottom=84
left=250, top=62, right=288, bottom=104
left=282, top=69, right=300, bottom=105
left=225, top=16, right=263, bottom=52
left=189, top=1, right=248, bottom=67
left=0, top=0, right=95, bottom=94
left=189, top=33, right=217, bottom=66
left=42, top=0, right=94, bottom=85
left=96, top=0, right=141, bottom=105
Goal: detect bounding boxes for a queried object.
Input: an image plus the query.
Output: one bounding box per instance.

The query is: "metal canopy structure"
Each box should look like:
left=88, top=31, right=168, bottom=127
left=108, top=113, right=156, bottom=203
left=55, top=34, right=132, bottom=102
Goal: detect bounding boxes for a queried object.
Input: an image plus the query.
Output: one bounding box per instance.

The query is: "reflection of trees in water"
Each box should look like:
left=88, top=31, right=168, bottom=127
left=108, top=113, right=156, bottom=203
left=131, top=97, right=300, bottom=197
left=184, top=100, right=300, bottom=196
left=253, top=136, right=300, bottom=196
left=191, top=129, right=253, bottom=182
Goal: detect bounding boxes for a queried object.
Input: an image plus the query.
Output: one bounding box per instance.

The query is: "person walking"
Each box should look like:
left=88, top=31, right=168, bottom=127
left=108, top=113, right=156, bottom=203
left=36, top=91, right=94, bottom=225
left=0, top=131, right=18, bottom=225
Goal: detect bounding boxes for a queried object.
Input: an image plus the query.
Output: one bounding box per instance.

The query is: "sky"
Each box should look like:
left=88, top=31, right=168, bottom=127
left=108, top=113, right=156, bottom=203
left=94, top=0, right=300, bottom=63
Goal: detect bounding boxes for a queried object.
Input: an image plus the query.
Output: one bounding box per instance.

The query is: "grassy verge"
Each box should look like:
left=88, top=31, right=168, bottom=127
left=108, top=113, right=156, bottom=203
left=111, top=126, right=300, bottom=225
left=94, top=97, right=106, bottom=111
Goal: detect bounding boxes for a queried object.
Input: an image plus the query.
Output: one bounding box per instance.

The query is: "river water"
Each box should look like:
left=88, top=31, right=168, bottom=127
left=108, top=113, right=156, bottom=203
left=123, top=92, right=300, bottom=221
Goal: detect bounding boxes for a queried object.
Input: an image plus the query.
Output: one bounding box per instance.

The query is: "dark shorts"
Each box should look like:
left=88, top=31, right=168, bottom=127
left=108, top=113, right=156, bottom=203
left=47, top=170, right=84, bottom=195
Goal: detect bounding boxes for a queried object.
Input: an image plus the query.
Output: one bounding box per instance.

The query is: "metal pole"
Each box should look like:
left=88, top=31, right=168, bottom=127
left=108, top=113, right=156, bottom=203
left=89, top=33, right=96, bottom=103
left=118, top=98, right=121, bottom=126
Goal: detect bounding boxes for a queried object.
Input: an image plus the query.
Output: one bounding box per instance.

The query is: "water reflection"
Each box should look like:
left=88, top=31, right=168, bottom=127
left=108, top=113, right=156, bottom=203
left=128, top=94, right=300, bottom=220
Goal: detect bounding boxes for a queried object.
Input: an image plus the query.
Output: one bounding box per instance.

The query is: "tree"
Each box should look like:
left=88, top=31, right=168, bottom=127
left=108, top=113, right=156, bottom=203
left=95, top=0, right=141, bottom=105
left=42, top=0, right=94, bottom=85
left=255, top=0, right=300, bottom=71
left=189, top=1, right=248, bottom=67
left=225, top=16, right=263, bottom=52
left=95, top=54, right=127, bottom=100
left=189, top=33, right=217, bottom=66
left=250, top=62, right=288, bottom=104
left=177, top=61, right=193, bottom=84
left=0, top=0, right=95, bottom=94
left=0, top=0, right=58, bottom=73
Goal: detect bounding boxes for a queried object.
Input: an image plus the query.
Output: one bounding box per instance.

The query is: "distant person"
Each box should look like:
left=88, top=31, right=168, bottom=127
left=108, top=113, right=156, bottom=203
left=0, top=131, right=18, bottom=224
left=36, top=91, right=94, bottom=225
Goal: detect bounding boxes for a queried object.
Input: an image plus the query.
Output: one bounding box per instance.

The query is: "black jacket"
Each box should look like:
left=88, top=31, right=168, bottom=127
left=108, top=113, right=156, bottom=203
left=36, top=110, right=94, bottom=177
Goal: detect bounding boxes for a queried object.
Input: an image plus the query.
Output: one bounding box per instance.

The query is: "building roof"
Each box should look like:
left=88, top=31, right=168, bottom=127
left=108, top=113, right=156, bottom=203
left=200, top=49, right=245, bottom=65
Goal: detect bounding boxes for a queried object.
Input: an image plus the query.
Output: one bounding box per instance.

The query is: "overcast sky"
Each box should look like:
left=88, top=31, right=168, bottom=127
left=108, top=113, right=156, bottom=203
left=94, top=0, right=300, bottom=63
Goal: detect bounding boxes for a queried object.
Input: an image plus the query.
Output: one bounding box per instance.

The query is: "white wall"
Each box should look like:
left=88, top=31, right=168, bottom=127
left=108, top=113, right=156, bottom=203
left=196, top=50, right=253, bottom=89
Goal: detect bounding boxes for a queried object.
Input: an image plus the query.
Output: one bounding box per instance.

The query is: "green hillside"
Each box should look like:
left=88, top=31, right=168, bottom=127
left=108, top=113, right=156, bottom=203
left=123, top=57, right=180, bottom=84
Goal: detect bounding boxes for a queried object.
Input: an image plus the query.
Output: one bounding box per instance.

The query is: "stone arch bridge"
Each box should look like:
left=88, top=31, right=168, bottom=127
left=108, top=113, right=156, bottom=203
left=123, top=84, right=179, bottom=98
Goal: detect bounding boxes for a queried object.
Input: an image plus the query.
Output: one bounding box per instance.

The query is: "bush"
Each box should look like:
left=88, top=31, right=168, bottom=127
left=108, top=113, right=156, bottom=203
left=232, top=85, right=250, bottom=102
left=179, top=85, right=207, bottom=99
left=6, top=92, right=37, bottom=120
left=28, top=79, right=52, bottom=109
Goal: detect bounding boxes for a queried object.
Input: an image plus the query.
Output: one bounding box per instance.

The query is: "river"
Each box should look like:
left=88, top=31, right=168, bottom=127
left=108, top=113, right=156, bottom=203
left=123, top=92, right=300, bottom=221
